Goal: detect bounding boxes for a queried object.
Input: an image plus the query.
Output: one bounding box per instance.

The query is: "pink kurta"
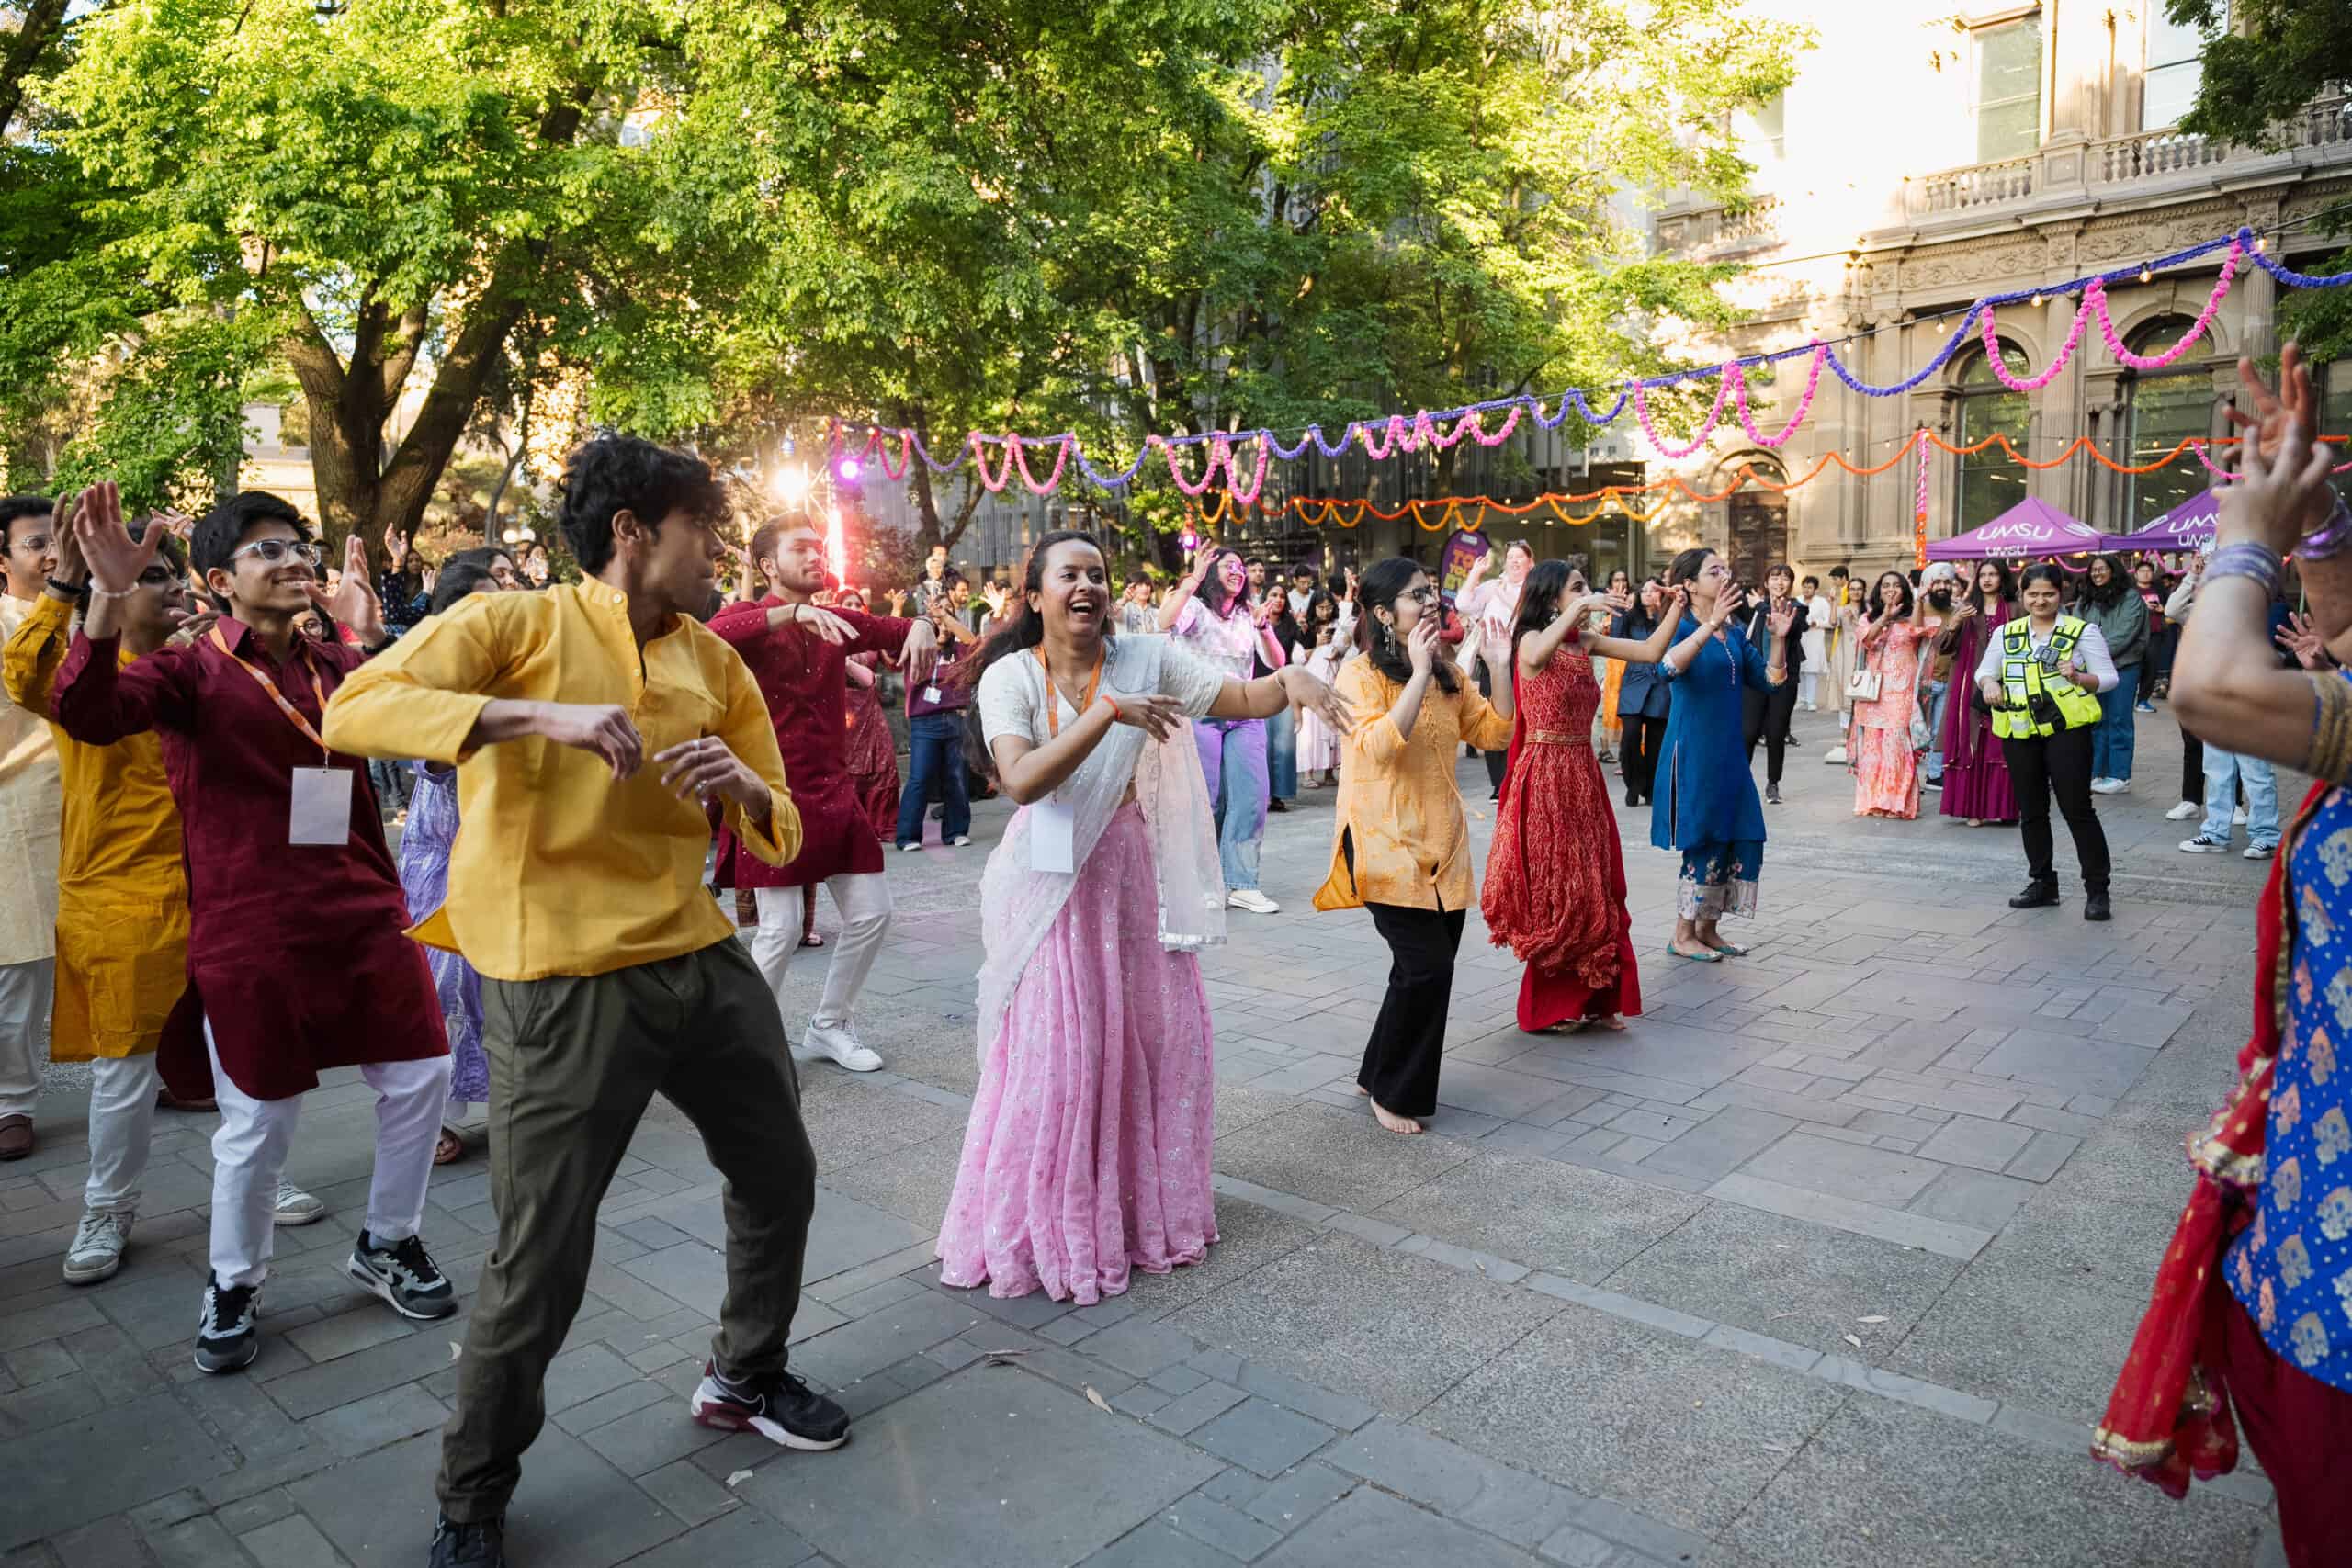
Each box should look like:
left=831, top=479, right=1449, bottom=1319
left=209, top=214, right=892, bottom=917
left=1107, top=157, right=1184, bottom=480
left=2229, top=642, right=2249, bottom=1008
left=1850, top=622, right=1923, bottom=820
left=710, top=597, right=913, bottom=887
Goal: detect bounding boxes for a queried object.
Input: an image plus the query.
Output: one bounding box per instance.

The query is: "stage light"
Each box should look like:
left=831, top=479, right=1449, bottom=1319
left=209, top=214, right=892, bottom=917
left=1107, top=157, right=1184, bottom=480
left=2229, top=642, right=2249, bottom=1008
left=775, top=465, right=811, bottom=506
left=836, top=457, right=863, bottom=482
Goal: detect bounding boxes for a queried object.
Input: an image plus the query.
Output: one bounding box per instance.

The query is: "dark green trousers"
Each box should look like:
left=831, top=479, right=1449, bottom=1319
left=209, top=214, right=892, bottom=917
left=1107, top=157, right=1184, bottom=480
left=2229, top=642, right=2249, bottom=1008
left=435, top=938, right=815, bottom=1521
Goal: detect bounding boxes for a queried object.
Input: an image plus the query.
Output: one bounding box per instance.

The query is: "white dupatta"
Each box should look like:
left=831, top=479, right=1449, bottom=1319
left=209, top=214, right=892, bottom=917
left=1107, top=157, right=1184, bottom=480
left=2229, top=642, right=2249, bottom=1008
left=973, top=636, right=1227, bottom=1059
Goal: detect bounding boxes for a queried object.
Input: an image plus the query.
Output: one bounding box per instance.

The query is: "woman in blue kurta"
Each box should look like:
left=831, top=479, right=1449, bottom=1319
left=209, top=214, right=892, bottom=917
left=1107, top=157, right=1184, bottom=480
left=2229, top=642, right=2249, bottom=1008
left=1649, top=548, right=1793, bottom=964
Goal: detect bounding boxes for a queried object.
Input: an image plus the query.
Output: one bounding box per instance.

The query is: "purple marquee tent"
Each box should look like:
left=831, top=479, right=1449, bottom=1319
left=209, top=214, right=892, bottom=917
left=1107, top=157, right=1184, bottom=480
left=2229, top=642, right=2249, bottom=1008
left=2098, top=487, right=2219, bottom=552
left=1924, top=497, right=2104, bottom=561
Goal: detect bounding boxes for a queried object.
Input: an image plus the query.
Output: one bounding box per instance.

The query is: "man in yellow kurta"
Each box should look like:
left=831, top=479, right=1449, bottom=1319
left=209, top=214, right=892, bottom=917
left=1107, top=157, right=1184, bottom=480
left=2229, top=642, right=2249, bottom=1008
left=3, top=512, right=196, bottom=1281
left=0, top=495, right=62, bottom=1161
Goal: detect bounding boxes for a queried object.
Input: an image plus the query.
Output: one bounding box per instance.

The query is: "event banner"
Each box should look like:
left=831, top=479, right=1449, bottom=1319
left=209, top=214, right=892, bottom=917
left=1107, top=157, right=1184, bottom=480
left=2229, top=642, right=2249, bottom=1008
left=1438, top=528, right=1491, bottom=609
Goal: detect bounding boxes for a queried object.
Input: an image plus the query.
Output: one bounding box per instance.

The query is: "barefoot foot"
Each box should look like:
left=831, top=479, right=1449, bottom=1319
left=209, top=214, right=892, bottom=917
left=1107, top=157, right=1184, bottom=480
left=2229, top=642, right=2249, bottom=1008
left=1590, top=1013, right=1628, bottom=1032
left=1369, top=1099, right=1423, bottom=1134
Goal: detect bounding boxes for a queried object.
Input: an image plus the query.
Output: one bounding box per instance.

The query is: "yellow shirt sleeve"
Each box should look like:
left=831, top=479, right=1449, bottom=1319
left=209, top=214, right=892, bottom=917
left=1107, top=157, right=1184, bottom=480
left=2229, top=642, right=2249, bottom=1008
left=1460, top=683, right=1515, bottom=753
left=1339, top=659, right=1408, bottom=767
left=713, top=643, right=802, bottom=868
left=321, top=596, right=503, bottom=763
left=2, top=592, right=73, bottom=714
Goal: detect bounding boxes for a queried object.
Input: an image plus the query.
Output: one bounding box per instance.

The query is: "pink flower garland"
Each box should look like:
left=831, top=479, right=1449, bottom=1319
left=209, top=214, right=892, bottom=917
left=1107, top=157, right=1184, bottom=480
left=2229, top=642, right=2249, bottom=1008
left=1633, top=376, right=1730, bottom=459
left=2191, top=440, right=2352, bottom=480
left=2089, top=236, right=2240, bottom=371
left=1978, top=294, right=2092, bottom=393
left=1223, top=437, right=1272, bottom=508
left=1724, top=347, right=1825, bottom=448
left=1463, top=407, right=1521, bottom=447
left=1009, top=434, right=1071, bottom=495
left=969, top=434, right=1016, bottom=494
left=1152, top=435, right=1229, bottom=498
left=874, top=430, right=913, bottom=481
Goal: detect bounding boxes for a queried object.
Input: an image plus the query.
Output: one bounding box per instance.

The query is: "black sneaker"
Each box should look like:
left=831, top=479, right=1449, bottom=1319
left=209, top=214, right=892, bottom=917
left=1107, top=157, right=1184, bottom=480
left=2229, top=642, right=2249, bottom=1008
left=348, top=1230, right=458, bottom=1320
left=2084, top=891, right=2112, bottom=922
left=2007, top=881, right=2061, bottom=910
left=195, top=1275, right=260, bottom=1374
left=1766, top=782, right=1781, bottom=806
left=689, top=1360, right=850, bottom=1450
left=428, top=1514, right=505, bottom=1568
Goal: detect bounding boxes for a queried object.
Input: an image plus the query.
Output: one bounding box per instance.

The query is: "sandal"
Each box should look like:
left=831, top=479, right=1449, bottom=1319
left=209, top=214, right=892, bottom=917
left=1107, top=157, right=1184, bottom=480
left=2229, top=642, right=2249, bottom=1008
left=800, top=931, right=826, bottom=949
left=1704, top=940, right=1751, bottom=957
left=434, top=1127, right=468, bottom=1166
left=1664, top=942, right=1721, bottom=964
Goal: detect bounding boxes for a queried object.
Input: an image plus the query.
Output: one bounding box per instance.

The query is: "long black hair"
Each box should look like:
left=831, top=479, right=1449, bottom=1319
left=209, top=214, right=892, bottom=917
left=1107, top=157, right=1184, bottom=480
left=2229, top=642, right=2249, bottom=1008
left=1967, top=558, right=2017, bottom=616
left=2080, top=552, right=2132, bottom=606
left=1508, top=559, right=1577, bottom=660
left=1619, top=576, right=1666, bottom=638
left=961, top=529, right=1109, bottom=776
left=1198, top=547, right=1245, bottom=619
left=1866, top=570, right=1915, bottom=620
left=1354, top=556, right=1458, bottom=694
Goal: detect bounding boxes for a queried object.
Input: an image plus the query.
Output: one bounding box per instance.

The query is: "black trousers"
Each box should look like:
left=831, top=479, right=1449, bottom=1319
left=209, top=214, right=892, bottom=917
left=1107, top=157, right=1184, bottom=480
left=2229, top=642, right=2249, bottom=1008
left=1621, top=711, right=1668, bottom=797
left=1741, top=681, right=1801, bottom=787
left=2000, top=727, right=2111, bottom=896
left=1361, top=904, right=1467, bottom=1118
left=1473, top=662, right=1508, bottom=790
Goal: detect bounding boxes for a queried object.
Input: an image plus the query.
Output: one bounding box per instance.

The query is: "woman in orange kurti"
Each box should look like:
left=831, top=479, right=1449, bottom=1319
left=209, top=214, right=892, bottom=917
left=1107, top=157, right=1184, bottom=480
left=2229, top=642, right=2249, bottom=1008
left=1849, top=570, right=1927, bottom=820
left=1314, top=558, right=1514, bottom=1135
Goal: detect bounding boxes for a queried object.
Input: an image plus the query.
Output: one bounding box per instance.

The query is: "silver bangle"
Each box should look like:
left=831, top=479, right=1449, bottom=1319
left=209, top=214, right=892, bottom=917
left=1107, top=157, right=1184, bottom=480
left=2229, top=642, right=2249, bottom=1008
left=2204, top=542, right=2283, bottom=598
left=2300, top=495, right=2352, bottom=562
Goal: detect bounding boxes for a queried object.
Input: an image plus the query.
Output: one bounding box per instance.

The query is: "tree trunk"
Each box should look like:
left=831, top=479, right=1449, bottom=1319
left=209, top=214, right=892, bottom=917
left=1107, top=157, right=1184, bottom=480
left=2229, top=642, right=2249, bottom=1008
left=0, top=0, right=72, bottom=139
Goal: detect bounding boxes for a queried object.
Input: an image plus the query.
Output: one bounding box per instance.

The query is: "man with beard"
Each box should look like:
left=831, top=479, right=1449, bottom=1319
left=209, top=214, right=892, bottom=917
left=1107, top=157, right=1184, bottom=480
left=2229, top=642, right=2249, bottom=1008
left=711, top=515, right=937, bottom=1072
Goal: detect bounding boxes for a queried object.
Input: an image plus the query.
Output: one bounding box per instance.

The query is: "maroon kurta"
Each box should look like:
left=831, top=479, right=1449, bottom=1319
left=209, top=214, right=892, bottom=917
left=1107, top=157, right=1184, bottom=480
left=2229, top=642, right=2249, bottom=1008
left=710, top=597, right=914, bottom=888
left=50, top=618, right=447, bottom=1101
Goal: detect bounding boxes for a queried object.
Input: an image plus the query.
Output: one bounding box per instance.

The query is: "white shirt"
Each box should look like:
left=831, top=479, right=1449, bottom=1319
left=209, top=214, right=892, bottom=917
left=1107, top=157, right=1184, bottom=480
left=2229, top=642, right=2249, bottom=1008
left=1801, top=595, right=1831, bottom=662
left=978, top=632, right=1227, bottom=749
left=1973, top=616, right=2120, bottom=694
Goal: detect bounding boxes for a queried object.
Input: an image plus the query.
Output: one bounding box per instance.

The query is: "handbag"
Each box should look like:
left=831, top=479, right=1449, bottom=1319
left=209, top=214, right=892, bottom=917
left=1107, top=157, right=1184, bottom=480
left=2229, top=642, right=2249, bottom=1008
left=1844, top=661, right=1882, bottom=703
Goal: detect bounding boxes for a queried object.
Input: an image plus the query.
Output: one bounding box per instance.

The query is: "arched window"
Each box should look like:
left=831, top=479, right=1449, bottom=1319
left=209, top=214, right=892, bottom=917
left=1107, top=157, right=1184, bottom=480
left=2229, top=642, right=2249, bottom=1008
left=2121, top=317, right=2209, bottom=527
left=1953, top=344, right=2031, bottom=531
left=1724, top=455, right=1788, bottom=588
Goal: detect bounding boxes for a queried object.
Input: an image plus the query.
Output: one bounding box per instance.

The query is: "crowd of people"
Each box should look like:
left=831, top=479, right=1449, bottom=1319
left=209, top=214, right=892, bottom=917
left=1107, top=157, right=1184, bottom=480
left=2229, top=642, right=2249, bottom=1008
left=2, top=347, right=2349, bottom=1562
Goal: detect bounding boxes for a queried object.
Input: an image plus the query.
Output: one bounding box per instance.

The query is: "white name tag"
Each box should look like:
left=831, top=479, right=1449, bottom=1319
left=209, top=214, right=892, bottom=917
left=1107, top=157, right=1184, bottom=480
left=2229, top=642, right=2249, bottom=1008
left=1029, top=799, right=1076, bottom=874
left=288, top=766, right=353, bottom=846
left=923, top=685, right=943, bottom=705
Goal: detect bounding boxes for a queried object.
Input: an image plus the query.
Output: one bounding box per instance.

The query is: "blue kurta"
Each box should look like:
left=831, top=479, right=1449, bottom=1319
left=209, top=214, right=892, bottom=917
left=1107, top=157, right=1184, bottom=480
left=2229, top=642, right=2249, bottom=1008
left=1650, top=615, right=1770, bottom=852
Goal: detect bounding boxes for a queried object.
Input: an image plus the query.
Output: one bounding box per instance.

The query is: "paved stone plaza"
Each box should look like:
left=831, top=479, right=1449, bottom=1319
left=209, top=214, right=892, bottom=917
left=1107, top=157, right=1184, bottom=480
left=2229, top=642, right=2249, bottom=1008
left=0, top=705, right=2301, bottom=1566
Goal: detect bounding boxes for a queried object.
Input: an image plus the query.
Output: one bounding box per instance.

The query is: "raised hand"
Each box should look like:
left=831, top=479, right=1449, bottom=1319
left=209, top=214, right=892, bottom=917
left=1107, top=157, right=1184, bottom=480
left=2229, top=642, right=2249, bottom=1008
left=789, top=604, right=857, bottom=645
left=1711, top=583, right=1748, bottom=629
left=1107, top=692, right=1188, bottom=741
left=1767, top=602, right=1796, bottom=639
left=386, top=529, right=410, bottom=571
left=72, top=482, right=164, bottom=594
left=2277, top=611, right=2330, bottom=671
left=51, top=494, right=88, bottom=588
left=1282, top=667, right=1359, bottom=737
left=319, top=534, right=384, bottom=646
left=2226, top=345, right=2315, bottom=460
left=1405, top=615, right=1440, bottom=676
left=2220, top=413, right=2340, bottom=558
left=654, top=733, right=766, bottom=809
left=534, top=703, right=645, bottom=780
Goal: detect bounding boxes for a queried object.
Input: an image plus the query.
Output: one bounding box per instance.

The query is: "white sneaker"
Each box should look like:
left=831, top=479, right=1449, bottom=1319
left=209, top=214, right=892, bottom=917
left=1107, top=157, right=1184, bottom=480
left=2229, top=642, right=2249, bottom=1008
left=899, top=841, right=922, bottom=852
left=1227, top=889, right=1281, bottom=915
left=63, top=1208, right=133, bottom=1284
left=950, top=835, right=972, bottom=847
left=2179, top=835, right=2230, bottom=853
left=271, top=1181, right=326, bottom=1226
left=2089, top=778, right=2129, bottom=795
left=2164, top=800, right=2200, bottom=821
left=2233, top=806, right=2249, bottom=826
left=797, top=1020, right=884, bottom=1073
left=2245, top=842, right=2278, bottom=860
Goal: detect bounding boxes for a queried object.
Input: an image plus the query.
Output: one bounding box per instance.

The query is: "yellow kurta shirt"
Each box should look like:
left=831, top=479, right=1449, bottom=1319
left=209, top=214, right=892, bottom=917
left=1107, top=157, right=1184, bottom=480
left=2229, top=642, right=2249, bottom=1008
left=1313, top=653, right=1514, bottom=914
left=0, top=593, right=61, bottom=968
left=322, top=581, right=801, bottom=982
left=2, top=592, right=187, bottom=1058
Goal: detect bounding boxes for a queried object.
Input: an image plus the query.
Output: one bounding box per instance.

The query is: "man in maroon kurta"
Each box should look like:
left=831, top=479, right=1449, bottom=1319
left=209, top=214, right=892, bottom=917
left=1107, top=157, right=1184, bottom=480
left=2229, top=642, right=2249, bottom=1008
left=51, top=488, right=453, bottom=1376
left=712, top=515, right=935, bottom=1072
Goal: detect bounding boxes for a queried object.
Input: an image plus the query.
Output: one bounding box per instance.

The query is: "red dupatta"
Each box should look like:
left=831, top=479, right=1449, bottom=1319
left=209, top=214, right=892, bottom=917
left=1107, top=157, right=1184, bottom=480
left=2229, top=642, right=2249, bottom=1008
left=2092, top=775, right=2332, bottom=1495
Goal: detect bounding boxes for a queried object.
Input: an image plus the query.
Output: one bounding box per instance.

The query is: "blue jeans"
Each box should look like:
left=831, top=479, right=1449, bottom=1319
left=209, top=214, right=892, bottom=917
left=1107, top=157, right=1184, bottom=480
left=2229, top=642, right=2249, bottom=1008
left=2091, top=680, right=2137, bottom=783
left=895, top=713, right=971, bottom=847
left=2201, top=747, right=2278, bottom=847
left=369, top=757, right=413, bottom=812
left=1922, top=679, right=1950, bottom=780
left=1267, top=703, right=1298, bottom=801
left=1194, top=717, right=1268, bottom=892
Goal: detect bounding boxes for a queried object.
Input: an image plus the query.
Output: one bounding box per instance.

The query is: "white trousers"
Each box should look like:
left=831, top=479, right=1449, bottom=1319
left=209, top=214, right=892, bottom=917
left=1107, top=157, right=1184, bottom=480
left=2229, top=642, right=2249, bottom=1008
left=205, top=1025, right=449, bottom=1289
left=1797, top=671, right=1820, bottom=709
left=86, top=1054, right=160, bottom=1213
left=0, top=957, right=52, bottom=1119
left=745, top=875, right=893, bottom=1029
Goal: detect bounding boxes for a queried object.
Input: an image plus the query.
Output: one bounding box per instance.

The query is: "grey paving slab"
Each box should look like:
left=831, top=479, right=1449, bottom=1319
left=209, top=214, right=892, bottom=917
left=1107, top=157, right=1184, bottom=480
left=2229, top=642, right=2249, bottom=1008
left=1716, top=1391, right=2264, bottom=1568
left=1259, top=1489, right=1539, bottom=1567
left=1907, top=1167, right=2036, bottom=1233
left=1187, top=1398, right=1335, bottom=1477
left=1737, top=1130, right=1947, bottom=1206
left=614, top=1506, right=816, bottom=1567
left=0, top=1391, right=232, bottom=1548
left=1211, top=1104, right=1477, bottom=1213
left=789, top=1290, right=985, bottom=1390
left=1597, top=1201, right=1962, bottom=1358
left=1973, top=1031, right=2161, bottom=1100
left=734, top=1367, right=1219, bottom=1568
left=1419, top=1304, right=1849, bottom=1535
left=1368, top=1146, right=1704, bottom=1286
left=1084, top=1517, right=1243, bottom=1566
left=1169, top=1232, right=1559, bottom=1417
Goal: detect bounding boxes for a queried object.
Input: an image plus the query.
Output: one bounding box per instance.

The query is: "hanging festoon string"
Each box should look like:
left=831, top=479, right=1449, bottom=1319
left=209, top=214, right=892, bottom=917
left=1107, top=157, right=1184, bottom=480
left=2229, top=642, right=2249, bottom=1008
left=1913, top=428, right=1932, bottom=569
left=818, top=225, right=2352, bottom=496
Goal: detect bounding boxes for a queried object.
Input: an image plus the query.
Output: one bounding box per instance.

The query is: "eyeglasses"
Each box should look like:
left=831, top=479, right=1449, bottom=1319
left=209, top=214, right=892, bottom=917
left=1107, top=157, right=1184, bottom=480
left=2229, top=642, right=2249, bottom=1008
left=229, top=539, right=322, bottom=568
left=11, top=533, right=53, bottom=556
left=134, top=565, right=178, bottom=587
left=1401, top=586, right=1438, bottom=604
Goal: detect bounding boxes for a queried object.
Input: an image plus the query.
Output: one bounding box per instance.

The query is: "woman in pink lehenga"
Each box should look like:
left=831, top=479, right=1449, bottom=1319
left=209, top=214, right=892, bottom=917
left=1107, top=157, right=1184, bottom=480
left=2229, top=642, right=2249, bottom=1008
left=940, top=531, right=1352, bottom=1303
left=1936, top=559, right=2019, bottom=826
left=1849, top=570, right=1927, bottom=820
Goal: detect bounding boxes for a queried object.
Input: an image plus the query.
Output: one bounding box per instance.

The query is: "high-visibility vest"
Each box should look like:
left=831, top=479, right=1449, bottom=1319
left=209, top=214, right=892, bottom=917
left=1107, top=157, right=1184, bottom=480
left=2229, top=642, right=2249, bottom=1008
left=1991, top=615, right=2103, bottom=739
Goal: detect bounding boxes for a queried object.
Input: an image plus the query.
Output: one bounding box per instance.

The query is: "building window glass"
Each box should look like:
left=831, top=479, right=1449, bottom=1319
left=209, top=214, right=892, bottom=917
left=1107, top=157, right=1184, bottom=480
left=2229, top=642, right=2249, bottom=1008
left=1954, top=344, right=2032, bottom=531
left=2124, top=354, right=2210, bottom=528
left=1736, top=93, right=1786, bottom=164
left=2143, top=2, right=2224, bottom=132
left=1973, top=17, right=2042, bottom=162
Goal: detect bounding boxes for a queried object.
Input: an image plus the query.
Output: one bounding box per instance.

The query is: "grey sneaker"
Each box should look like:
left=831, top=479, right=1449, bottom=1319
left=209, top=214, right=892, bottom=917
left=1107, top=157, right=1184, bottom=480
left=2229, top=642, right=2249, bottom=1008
left=63, top=1208, right=133, bottom=1285
left=347, top=1230, right=457, bottom=1320
left=194, top=1276, right=260, bottom=1374
left=272, top=1181, right=326, bottom=1226
left=2179, top=834, right=2230, bottom=853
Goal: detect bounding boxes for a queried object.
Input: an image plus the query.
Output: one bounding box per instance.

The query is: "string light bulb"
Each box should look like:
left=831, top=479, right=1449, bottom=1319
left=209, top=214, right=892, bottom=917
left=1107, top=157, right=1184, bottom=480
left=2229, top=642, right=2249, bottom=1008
left=2030, top=292, right=2044, bottom=308
left=2139, top=265, right=2154, bottom=285
left=2256, top=234, right=2268, bottom=254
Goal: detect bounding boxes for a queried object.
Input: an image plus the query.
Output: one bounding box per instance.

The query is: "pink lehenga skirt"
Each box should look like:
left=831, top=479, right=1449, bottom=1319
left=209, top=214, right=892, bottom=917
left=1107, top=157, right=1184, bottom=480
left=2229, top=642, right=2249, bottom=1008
left=938, top=805, right=1218, bottom=1303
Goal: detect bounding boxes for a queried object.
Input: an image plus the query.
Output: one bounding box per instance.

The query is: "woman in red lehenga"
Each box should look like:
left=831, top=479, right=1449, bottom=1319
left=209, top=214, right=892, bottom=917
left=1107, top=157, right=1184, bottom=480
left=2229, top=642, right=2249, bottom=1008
left=837, top=590, right=902, bottom=840
left=1482, top=560, right=1680, bottom=1032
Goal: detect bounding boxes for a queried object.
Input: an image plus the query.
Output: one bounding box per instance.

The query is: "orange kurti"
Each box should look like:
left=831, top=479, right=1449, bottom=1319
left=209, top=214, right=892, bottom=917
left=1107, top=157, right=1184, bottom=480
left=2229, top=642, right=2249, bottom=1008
left=1313, top=653, right=1513, bottom=914
left=1, top=592, right=187, bottom=1059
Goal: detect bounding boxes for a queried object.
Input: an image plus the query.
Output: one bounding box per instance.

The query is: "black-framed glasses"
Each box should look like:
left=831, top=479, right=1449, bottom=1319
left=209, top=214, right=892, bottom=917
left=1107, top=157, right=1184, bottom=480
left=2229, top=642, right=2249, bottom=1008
left=1402, top=585, right=1438, bottom=604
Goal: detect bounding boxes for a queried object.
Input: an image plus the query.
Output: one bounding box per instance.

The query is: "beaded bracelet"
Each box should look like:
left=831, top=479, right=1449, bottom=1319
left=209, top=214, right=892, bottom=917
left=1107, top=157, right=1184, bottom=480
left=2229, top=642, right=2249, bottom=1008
left=2300, top=495, right=2352, bottom=563
left=2205, top=542, right=2283, bottom=598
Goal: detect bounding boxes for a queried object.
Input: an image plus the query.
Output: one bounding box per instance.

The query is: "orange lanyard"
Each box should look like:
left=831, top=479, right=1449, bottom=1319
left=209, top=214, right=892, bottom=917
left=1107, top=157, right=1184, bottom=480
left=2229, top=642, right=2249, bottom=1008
left=1035, top=645, right=1103, bottom=738
left=210, top=625, right=332, bottom=763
